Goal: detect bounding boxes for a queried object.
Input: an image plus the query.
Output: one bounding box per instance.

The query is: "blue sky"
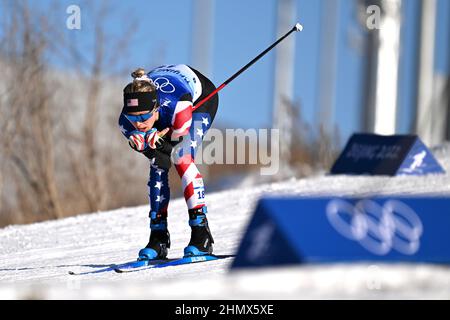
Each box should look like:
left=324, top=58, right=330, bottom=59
left=14, top=0, right=450, bottom=145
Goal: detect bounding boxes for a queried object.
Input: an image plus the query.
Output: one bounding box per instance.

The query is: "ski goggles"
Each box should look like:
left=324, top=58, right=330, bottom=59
left=124, top=108, right=159, bottom=123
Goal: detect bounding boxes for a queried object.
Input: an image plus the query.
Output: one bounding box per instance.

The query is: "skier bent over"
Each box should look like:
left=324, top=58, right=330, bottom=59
left=118, top=64, right=218, bottom=260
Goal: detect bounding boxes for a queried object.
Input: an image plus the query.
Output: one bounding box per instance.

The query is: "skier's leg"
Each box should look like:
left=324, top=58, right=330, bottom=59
left=147, top=164, right=170, bottom=225
left=173, top=112, right=214, bottom=256
left=138, top=164, right=171, bottom=260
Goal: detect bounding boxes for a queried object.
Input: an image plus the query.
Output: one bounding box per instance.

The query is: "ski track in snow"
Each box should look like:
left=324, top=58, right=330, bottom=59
left=1, top=144, right=450, bottom=299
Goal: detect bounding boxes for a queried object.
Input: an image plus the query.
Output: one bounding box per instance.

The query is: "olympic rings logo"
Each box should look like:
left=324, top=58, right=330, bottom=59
left=153, top=77, right=176, bottom=93
left=326, top=199, right=423, bottom=255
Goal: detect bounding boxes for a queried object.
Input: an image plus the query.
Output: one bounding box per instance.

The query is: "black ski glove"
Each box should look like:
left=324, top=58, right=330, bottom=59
left=139, top=148, right=170, bottom=170
left=127, top=142, right=171, bottom=170
left=155, top=137, right=174, bottom=156
left=149, top=149, right=171, bottom=170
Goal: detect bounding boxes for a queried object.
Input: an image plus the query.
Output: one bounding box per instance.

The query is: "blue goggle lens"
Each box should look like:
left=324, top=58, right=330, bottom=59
left=125, top=112, right=152, bottom=123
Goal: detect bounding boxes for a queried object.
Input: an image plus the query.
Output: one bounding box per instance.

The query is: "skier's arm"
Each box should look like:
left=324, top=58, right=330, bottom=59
left=118, top=112, right=136, bottom=139
left=118, top=112, right=149, bottom=152
left=118, top=114, right=171, bottom=169
left=148, top=129, right=173, bottom=170
left=118, top=112, right=167, bottom=150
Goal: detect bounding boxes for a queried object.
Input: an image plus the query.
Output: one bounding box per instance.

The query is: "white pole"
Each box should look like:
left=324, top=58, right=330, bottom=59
left=191, top=0, right=215, bottom=181
left=415, top=0, right=437, bottom=146
left=191, top=0, right=214, bottom=77
left=317, top=0, right=339, bottom=135
left=272, top=0, right=296, bottom=178
left=373, top=0, right=402, bottom=135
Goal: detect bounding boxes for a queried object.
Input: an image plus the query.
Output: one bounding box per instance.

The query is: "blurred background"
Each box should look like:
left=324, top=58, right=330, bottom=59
left=0, top=0, right=448, bottom=227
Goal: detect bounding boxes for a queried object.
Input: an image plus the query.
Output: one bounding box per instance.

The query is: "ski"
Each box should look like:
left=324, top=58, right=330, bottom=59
left=112, top=258, right=174, bottom=273
left=68, top=259, right=170, bottom=275
left=68, top=266, right=115, bottom=276
left=114, top=254, right=235, bottom=273
left=67, top=255, right=235, bottom=275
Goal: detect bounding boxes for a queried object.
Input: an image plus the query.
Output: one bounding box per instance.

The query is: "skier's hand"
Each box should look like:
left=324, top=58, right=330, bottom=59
left=129, top=128, right=172, bottom=170
left=146, top=128, right=170, bottom=149
left=154, top=128, right=174, bottom=156
left=156, top=138, right=174, bottom=156
left=128, top=130, right=147, bottom=151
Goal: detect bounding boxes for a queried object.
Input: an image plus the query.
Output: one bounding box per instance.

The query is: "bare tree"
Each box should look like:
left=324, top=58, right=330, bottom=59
left=0, top=0, right=145, bottom=226
left=0, top=0, right=63, bottom=219
left=0, top=0, right=179, bottom=227
left=61, top=1, right=138, bottom=213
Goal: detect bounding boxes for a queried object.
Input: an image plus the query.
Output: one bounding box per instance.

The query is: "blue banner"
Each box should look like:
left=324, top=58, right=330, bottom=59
left=330, top=133, right=445, bottom=176
left=231, top=197, right=450, bottom=269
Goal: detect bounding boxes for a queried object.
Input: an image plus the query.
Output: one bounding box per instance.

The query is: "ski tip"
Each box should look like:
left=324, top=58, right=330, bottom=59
left=68, top=271, right=76, bottom=275
left=212, top=254, right=236, bottom=259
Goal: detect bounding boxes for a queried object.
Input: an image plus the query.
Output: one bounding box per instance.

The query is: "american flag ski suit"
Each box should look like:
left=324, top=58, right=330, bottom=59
left=118, top=64, right=218, bottom=222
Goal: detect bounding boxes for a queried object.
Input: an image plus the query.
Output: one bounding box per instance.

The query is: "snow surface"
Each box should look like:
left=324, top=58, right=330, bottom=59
left=1, top=143, right=450, bottom=299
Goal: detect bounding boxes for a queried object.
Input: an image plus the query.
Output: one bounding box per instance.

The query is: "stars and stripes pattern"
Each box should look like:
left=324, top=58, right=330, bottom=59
left=146, top=113, right=211, bottom=215
left=171, top=100, right=193, bottom=139
left=147, top=165, right=170, bottom=217
left=173, top=113, right=212, bottom=210
left=119, top=65, right=216, bottom=226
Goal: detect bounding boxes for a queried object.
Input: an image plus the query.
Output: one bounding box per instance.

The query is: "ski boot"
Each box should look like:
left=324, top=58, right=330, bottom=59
left=138, top=210, right=170, bottom=261
left=184, top=206, right=214, bottom=257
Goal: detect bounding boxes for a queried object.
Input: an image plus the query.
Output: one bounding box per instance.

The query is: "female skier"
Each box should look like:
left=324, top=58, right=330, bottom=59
left=118, top=65, right=218, bottom=260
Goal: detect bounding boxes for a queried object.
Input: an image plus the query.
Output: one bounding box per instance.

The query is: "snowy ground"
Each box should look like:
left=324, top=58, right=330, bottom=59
left=1, top=143, right=450, bottom=299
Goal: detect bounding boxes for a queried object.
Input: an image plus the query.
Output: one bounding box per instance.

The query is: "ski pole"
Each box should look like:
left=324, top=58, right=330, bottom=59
left=192, top=22, right=303, bottom=111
